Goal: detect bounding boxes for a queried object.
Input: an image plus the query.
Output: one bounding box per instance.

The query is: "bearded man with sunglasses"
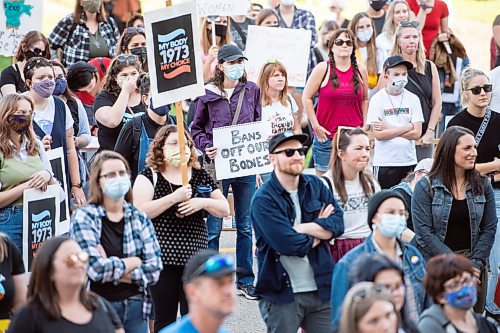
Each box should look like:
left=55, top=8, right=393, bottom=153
left=251, top=131, right=344, bottom=333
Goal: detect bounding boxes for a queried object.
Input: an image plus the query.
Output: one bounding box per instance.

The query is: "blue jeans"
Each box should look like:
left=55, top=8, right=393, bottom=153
left=312, top=137, right=332, bottom=172
left=206, top=175, right=255, bottom=286
left=109, top=298, right=147, bottom=333
left=486, top=188, right=500, bottom=314
left=0, top=205, right=23, bottom=255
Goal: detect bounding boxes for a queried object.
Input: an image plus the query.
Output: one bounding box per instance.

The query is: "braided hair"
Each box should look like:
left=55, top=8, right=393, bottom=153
left=326, top=29, right=361, bottom=94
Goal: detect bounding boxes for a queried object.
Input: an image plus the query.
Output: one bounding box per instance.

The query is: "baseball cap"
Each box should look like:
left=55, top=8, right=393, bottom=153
left=414, top=158, right=434, bottom=173
left=268, top=131, right=309, bottom=154
left=182, top=249, right=237, bottom=283
left=383, top=55, right=413, bottom=73
left=217, top=44, right=248, bottom=63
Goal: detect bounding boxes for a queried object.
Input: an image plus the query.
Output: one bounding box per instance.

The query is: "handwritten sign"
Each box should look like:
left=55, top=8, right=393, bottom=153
left=197, top=0, right=250, bottom=17
left=46, top=147, right=70, bottom=234
left=23, top=185, right=60, bottom=272
left=144, top=2, right=204, bottom=107
left=245, top=26, right=311, bottom=87
left=213, top=122, right=273, bottom=180
left=0, top=0, right=43, bottom=56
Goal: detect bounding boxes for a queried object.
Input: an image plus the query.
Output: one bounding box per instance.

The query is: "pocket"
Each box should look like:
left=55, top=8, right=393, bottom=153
left=0, top=208, right=12, bottom=225
left=304, top=200, right=323, bottom=215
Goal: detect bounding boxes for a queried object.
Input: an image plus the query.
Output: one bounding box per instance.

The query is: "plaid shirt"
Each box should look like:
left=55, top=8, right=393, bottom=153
left=49, top=14, right=120, bottom=67
left=276, top=5, right=318, bottom=78
left=70, top=202, right=162, bottom=319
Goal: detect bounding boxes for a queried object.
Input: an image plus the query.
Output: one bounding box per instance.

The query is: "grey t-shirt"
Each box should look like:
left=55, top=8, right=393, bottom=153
left=279, top=190, right=318, bottom=293
left=230, top=17, right=255, bottom=51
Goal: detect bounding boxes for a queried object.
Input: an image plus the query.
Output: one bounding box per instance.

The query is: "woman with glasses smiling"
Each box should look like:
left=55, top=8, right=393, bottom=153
left=70, top=150, right=162, bottom=333
left=419, top=253, right=499, bottom=333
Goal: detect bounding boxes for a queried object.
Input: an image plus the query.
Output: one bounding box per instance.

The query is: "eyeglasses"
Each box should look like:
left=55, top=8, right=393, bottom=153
left=334, top=39, right=353, bottom=47
left=377, top=210, right=410, bottom=219
left=99, top=170, right=129, bottom=180
left=191, top=254, right=235, bottom=278
left=124, top=27, right=145, bottom=34
left=400, top=21, right=420, bottom=28
left=336, top=126, right=357, bottom=151
left=466, top=84, right=493, bottom=95
left=444, top=275, right=477, bottom=290
left=116, top=54, right=137, bottom=64
left=272, top=147, right=307, bottom=157
left=353, top=284, right=388, bottom=302
left=64, top=252, right=89, bottom=268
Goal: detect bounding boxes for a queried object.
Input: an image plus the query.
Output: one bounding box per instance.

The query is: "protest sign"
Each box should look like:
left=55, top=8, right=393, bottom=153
left=245, top=26, right=312, bottom=87
left=213, top=121, right=273, bottom=180
left=196, top=0, right=250, bottom=17
left=23, top=185, right=60, bottom=272
left=144, top=2, right=204, bottom=107
left=46, top=147, right=70, bottom=234
left=0, top=0, right=43, bottom=56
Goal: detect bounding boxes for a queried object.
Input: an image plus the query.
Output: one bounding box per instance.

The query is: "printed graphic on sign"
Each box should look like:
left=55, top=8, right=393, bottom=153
left=3, top=0, right=33, bottom=28
left=46, top=147, right=69, bottom=234
left=196, top=0, right=250, bottom=17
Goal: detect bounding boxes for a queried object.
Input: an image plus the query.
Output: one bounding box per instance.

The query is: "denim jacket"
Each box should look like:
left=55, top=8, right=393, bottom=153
left=251, top=172, right=344, bottom=304
left=330, top=234, right=427, bottom=330
left=412, top=175, right=497, bottom=269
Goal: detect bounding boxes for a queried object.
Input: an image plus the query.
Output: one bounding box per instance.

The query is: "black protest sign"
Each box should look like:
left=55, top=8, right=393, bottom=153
left=46, top=147, right=70, bottom=233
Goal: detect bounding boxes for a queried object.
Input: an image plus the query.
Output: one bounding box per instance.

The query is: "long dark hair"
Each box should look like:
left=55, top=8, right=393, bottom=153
left=429, top=126, right=484, bottom=196
left=207, top=60, right=248, bottom=98
left=102, top=57, right=141, bottom=96
left=327, top=29, right=362, bottom=94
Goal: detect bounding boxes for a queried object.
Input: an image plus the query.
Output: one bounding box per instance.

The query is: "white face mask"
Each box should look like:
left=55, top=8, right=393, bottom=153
left=357, top=28, right=373, bottom=43
left=389, top=76, right=408, bottom=92
left=280, top=0, right=296, bottom=6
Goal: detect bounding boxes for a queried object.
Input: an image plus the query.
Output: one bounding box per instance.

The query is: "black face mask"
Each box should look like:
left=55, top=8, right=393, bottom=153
left=130, top=47, right=147, bottom=59
left=214, top=24, right=227, bottom=37
left=104, top=1, right=114, bottom=13
left=25, top=48, right=43, bottom=60
left=369, top=0, right=386, bottom=11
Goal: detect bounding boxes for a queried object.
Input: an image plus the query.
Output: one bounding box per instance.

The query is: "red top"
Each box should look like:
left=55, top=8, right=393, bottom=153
left=316, top=62, right=364, bottom=138
left=407, top=0, right=449, bottom=57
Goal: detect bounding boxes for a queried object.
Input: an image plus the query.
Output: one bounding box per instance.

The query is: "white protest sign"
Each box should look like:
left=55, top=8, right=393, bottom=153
left=23, top=185, right=60, bottom=272
left=46, top=147, right=70, bottom=234
left=0, top=0, right=43, bottom=56
left=144, top=2, right=205, bottom=107
left=197, top=0, right=250, bottom=17
left=245, top=26, right=312, bottom=87
left=213, top=121, right=273, bottom=180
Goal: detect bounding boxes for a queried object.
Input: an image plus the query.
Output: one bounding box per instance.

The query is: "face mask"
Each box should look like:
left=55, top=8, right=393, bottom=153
left=102, top=176, right=131, bottom=200
left=32, top=79, right=56, bottom=98
left=165, top=146, right=192, bottom=167
left=224, top=63, right=245, bottom=81
left=53, top=78, right=68, bottom=96
left=280, top=0, right=296, bottom=6
left=25, top=48, right=43, bottom=60
left=149, top=98, right=171, bottom=116
left=378, top=214, right=406, bottom=238
left=389, top=76, right=408, bottom=92
left=444, top=285, right=477, bottom=309
left=357, top=28, right=373, bottom=43
left=130, top=47, right=147, bottom=59
left=81, top=0, right=101, bottom=13
left=214, top=24, right=227, bottom=37
left=7, top=114, right=31, bottom=134
left=370, top=0, right=386, bottom=11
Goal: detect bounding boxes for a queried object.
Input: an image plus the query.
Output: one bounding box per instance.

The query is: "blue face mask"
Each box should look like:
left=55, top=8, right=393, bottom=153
left=148, top=98, right=170, bottom=116
left=444, top=285, right=477, bottom=309
left=53, top=78, right=68, bottom=96
left=378, top=214, right=407, bottom=238
left=102, top=176, right=131, bottom=200
left=224, top=63, right=245, bottom=81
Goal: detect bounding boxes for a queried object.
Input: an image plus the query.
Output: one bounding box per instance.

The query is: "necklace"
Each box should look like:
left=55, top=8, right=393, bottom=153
left=386, top=89, right=404, bottom=115
left=90, top=30, right=101, bottom=49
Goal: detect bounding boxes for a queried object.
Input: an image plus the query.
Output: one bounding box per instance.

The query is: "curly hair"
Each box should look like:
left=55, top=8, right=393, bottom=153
left=102, top=57, right=142, bottom=96
left=327, top=29, right=362, bottom=94
left=146, top=125, right=200, bottom=173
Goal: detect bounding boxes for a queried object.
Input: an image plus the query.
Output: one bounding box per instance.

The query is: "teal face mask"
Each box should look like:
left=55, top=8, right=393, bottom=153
left=224, top=63, right=245, bottom=81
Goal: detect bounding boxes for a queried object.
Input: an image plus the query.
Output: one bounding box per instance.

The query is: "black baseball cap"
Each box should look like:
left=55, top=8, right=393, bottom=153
left=182, top=249, right=238, bottom=283
left=217, top=44, right=248, bottom=63
left=383, top=55, right=413, bottom=73
left=269, top=131, right=309, bottom=154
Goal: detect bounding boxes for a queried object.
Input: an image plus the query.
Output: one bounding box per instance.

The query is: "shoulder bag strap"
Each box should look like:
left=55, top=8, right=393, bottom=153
left=321, top=175, right=333, bottom=192
left=152, top=169, right=158, bottom=188
left=474, top=107, right=491, bottom=145
left=407, top=74, right=433, bottom=111
left=232, top=87, right=246, bottom=125
left=231, top=19, right=247, bottom=46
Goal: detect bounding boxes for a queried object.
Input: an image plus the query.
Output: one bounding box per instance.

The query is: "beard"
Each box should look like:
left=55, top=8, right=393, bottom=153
left=279, top=161, right=304, bottom=176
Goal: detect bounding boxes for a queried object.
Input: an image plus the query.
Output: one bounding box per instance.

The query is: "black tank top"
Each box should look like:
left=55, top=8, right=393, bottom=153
left=406, top=60, right=433, bottom=134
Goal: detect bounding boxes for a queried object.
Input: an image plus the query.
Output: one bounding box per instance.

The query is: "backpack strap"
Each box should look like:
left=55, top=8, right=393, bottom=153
left=232, top=87, right=246, bottom=125
left=131, top=116, right=143, bottom=153
left=321, top=175, right=333, bottom=192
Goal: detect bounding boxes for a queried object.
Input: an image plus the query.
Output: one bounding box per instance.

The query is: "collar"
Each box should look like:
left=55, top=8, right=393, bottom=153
left=370, top=233, right=403, bottom=257
left=268, top=171, right=310, bottom=196
left=94, top=201, right=134, bottom=219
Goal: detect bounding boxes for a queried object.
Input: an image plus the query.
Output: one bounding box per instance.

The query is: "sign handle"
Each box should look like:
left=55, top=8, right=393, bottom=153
left=207, top=15, right=220, bottom=48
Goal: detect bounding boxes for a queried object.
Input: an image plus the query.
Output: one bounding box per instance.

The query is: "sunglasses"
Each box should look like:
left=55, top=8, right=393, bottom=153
left=64, top=252, right=89, bottom=268
left=400, top=21, right=420, bottom=28
left=353, top=284, right=388, bottom=302
left=334, top=39, right=353, bottom=47
left=466, top=84, right=493, bottom=95
left=124, top=27, right=145, bottom=34
left=116, top=54, right=137, bottom=64
left=191, top=255, right=235, bottom=277
left=272, top=147, right=307, bottom=157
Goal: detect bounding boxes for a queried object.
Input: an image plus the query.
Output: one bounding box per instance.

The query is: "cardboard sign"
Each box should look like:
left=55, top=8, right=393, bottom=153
left=245, top=26, right=312, bottom=87
left=144, top=2, right=204, bottom=107
left=46, top=147, right=70, bottom=234
left=23, top=185, right=60, bottom=272
left=197, top=0, right=250, bottom=17
left=213, top=121, right=273, bottom=180
left=0, top=0, right=43, bottom=56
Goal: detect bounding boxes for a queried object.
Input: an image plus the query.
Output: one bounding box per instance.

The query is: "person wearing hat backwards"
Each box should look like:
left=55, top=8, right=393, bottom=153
left=330, top=190, right=428, bottom=331
left=367, top=55, right=424, bottom=190
left=251, top=131, right=344, bottom=333
left=191, top=44, right=261, bottom=300
left=159, top=249, right=236, bottom=333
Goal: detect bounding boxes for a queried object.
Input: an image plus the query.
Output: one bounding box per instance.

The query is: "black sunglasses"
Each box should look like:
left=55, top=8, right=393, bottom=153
left=467, top=84, right=493, bottom=95
left=116, top=54, right=137, bottom=64
left=272, top=147, right=307, bottom=157
left=124, top=27, right=145, bottom=34
left=334, top=39, right=353, bottom=47
left=400, top=21, right=420, bottom=28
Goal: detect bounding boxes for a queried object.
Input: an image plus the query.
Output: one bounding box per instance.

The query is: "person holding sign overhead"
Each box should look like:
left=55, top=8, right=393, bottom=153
left=200, top=16, right=233, bottom=81
left=192, top=44, right=261, bottom=301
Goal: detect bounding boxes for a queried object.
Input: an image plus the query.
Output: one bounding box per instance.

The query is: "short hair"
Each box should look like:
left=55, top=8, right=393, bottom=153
left=350, top=253, right=404, bottom=285
left=251, top=3, right=263, bottom=10
left=126, top=14, right=144, bottom=28
left=24, top=57, right=53, bottom=82
left=15, top=30, right=51, bottom=62
left=66, top=61, right=98, bottom=92
left=137, top=73, right=150, bottom=97
left=423, top=253, right=475, bottom=303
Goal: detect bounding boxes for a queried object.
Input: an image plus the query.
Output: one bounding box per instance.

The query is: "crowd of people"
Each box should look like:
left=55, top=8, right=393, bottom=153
left=0, top=0, right=499, bottom=332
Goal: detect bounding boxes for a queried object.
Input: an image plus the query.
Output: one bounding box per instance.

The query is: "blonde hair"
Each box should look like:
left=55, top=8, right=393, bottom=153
left=392, top=24, right=426, bottom=75
left=257, top=61, right=290, bottom=107
left=199, top=17, right=233, bottom=55
left=460, top=67, right=489, bottom=107
left=382, top=0, right=410, bottom=37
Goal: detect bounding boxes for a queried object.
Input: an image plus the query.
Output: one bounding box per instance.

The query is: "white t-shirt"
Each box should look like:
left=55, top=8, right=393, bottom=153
left=32, top=96, right=74, bottom=135
left=366, top=88, right=424, bottom=166
left=321, top=171, right=381, bottom=240
left=376, top=31, right=393, bottom=64
left=261, top=94, right=298, bottom=135
left=358, top=46, right=385, bottom=75
left=488, top=66, right=500, bottom=113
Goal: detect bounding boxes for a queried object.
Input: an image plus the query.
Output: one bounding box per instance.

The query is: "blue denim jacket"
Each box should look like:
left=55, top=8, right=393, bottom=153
left=251, top=172, right=344, bottom=304
left=330, top=235, right=427, bottom=330
left=412, top=176, right=497, bottom=269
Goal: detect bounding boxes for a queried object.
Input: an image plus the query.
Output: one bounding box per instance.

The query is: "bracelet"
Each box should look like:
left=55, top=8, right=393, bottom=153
left=45, top=170, right=53, bottom=181
left=71, top=182, right=83, bottom=189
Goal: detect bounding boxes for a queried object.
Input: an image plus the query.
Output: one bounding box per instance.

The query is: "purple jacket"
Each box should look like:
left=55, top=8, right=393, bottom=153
left=191, top=81, right=261, bottom=151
